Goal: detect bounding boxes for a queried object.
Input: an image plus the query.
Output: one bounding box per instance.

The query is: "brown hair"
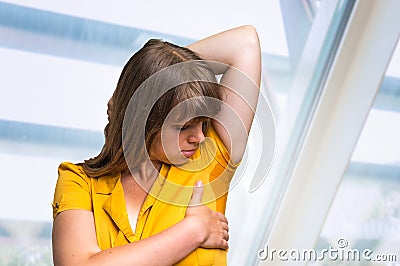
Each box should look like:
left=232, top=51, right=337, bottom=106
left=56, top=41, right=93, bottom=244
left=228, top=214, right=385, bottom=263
left=82, top=39, right=222, bottom=177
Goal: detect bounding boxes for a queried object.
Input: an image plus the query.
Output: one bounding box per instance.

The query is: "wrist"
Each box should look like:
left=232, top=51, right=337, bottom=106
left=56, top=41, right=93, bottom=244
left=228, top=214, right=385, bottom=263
left=183, top=215, right=207, bottom=247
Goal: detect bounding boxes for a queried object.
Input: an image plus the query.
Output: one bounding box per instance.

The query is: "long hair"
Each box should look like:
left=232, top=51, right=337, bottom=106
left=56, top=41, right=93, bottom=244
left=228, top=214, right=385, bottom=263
left=82, top=39, right=223, bottom=177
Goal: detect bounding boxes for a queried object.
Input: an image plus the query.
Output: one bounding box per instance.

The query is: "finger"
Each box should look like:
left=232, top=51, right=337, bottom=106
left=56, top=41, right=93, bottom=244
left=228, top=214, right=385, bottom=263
left=222, top=239, right=229, bottom=250
left=223, top=229, right=229, bottom=241
left=218, top=220, right=228, bottom=234
left=217, top=212, right=228, bottom=224
left=189, top=180, right=204, bottom=206
left=221, top=222, right=229, bottom=233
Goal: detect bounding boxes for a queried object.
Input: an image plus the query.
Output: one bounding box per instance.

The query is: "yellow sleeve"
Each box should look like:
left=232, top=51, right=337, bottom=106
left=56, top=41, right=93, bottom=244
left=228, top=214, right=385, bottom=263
left=52, top=162, right=93, bottom=220
left=207, top=126, right=241, bottom=171
left=205, top=126, right=240, bottom=213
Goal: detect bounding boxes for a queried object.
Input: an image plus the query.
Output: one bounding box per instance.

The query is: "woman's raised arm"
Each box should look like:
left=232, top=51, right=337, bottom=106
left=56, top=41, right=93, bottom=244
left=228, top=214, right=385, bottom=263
left=187, top=25, right=262, bottom=164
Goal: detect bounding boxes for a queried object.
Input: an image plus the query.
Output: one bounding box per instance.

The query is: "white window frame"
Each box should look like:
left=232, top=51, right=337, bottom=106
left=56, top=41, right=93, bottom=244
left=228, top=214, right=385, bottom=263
left=228, top=0, right=351, bottom=264
left=258, top=1, right=400, bottom=265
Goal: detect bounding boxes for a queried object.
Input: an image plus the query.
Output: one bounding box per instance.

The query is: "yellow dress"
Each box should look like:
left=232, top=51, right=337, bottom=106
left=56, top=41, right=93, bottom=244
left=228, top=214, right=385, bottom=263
left=52, top=127, right=239, bottom=266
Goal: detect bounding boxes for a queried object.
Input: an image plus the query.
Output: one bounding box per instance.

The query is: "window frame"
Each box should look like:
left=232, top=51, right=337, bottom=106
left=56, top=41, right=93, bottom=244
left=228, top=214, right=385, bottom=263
left=257, top=1, right=400, bottom=265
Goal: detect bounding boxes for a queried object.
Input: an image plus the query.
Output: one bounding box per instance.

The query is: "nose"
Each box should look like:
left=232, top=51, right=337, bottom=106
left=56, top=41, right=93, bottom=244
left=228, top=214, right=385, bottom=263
left=187, top=123, right=205, bottom=144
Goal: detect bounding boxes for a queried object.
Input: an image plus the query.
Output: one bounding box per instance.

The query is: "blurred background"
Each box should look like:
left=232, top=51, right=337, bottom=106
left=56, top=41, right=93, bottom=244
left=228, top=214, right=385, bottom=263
left=0, top=0, right=399, bottom=265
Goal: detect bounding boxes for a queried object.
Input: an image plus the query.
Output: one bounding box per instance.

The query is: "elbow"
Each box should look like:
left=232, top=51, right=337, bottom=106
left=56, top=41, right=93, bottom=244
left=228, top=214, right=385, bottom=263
left=232, top=25, right=261, bottom=68
left=240, top=25, right=261, bottom=51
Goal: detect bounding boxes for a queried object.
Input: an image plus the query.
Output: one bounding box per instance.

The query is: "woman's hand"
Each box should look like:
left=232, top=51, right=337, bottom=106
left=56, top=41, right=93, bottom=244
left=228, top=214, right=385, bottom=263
left=184, top=181, right=229, bottom=249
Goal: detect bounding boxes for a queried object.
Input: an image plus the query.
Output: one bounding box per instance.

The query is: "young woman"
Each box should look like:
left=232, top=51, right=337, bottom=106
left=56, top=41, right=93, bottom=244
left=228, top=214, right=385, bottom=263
left=52, top=25, right=261, bottom=265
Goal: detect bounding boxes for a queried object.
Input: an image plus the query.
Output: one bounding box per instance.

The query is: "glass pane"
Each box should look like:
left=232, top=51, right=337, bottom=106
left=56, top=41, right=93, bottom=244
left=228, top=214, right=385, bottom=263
left=313, top=41, right=400, bottom=265
left=264, top=0, right=323, bottom=114
left=227, top=1, right=357, bottom=264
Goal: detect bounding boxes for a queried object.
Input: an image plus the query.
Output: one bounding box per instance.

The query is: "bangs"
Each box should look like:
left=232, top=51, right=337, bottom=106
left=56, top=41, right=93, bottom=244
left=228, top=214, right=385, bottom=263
left=145, top=60, right=225, bottom=141
left=167, top=81, right=222, bottom=124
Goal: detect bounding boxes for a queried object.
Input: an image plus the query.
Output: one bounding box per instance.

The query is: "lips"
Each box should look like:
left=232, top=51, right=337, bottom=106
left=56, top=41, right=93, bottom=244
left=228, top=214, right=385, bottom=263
left=181, top=149, right=196, bottom=158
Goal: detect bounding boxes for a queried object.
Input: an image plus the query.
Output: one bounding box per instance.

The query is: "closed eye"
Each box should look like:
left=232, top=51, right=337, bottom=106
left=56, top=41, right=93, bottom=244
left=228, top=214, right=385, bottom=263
left=176, top=124, right=190, bottom=131
left=173, top=119, right=204, bottom=131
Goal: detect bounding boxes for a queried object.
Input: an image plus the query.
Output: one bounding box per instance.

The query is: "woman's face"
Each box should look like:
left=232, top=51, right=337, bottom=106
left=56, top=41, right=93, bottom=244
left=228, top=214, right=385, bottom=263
left=107, top=95, right=206, bottom=166
left=149, top=119, right=205, bottom=166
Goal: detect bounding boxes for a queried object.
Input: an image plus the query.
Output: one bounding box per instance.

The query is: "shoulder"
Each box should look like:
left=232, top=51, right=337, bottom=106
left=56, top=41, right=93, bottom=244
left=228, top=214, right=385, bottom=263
left=57, top=162, right=90, bottom=185
left=58, top=161, right=87, bottom=176
left=53, top=162, right=93, bottom=220
left=205, top=126, right=228, bottom=156
left=205, top=126, right=240, bottom=170
left=54, top=161, right=93, bottom=204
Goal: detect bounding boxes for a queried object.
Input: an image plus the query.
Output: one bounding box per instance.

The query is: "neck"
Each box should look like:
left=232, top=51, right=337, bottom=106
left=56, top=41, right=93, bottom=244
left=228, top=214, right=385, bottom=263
left=140, top=160, right=161, bottom=180
left=122, top=160, right=161, bottom=191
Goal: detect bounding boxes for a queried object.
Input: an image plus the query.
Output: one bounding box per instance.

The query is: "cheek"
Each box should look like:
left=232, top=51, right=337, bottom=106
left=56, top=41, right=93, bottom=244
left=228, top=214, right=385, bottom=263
left=160, top=130, right=180, bottom=153
left=178, top=133, right=187, bottom=146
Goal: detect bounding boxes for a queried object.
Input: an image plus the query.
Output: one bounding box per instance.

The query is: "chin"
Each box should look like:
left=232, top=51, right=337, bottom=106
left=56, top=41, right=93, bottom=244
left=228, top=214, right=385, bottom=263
left=169, top=156, right=189, bottom=166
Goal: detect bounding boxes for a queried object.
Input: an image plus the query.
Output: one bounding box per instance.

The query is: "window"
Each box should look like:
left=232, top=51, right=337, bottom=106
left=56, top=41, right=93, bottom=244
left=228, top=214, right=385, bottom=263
left=227, top=0, right=360, bottom=264
left=314, top=40, right=400, bottom=266
left=254, top=1, right=399, bottom=265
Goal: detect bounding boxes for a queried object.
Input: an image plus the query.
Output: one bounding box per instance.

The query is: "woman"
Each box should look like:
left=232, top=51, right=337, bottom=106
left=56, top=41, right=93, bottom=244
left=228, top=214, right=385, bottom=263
left=52, top=25, right=261, bottom=265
